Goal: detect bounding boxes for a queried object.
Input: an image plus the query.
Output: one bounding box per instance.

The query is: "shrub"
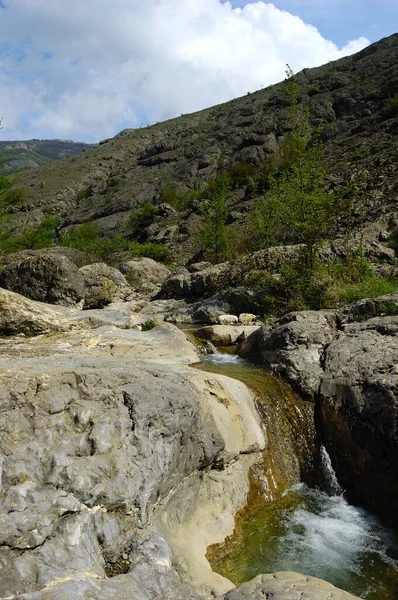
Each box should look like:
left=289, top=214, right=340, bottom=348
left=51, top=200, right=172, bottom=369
left=0, top=216, right=57, bottom=255
left=306, top=84, right=320, bottom=96
left=199, top=172, right=230, bottom=263
left=129, top=241, right=170, bottom=263
left=61, top=222, right=127, bottom=261
left=141, top=320, right=156, bottom=331
left=128, top=203, right=158, bottom=238
left=227, top=162, right=256, bottom=189
left=384, top=93, right=398, bottom=117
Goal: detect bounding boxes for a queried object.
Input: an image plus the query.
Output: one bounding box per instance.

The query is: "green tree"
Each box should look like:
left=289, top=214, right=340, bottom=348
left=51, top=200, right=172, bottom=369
left=199, top=171, right=230, bottom=263
left=255, top=66, right=337, bottom=269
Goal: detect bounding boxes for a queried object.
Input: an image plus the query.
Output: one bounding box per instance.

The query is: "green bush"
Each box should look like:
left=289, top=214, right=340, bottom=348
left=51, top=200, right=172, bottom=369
left=160, top=186, right=198, bottom=213
left=129, top=241, right=170, bottom=263
left=227, top=162, right=256, bottom=189
left=384, top=93, right=398, bottom=117
left=257, top=255, right=398, bottom=318
left=306, top=84, right=320, bottom=96
left=128, top=203, right=158, bottom=238
left=61, top=222, right=127, bottom=261
left=141, top=320, right=156, bottom=331
left=0, top=217, right=57, bottom=255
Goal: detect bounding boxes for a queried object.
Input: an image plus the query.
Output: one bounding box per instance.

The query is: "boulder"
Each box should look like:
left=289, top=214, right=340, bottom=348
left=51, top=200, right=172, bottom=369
left=319, top=316, right=398, bottom=526
left=0, top=250, right=85, bottom=306
left=120, top=257, right=170, bottom=287
left=79, top=262, right=134, bottom=308
left=238, top=313, right=257, bottom=325
left=240, top=311, right=337, bottom=398
left=193, top=325, right=260, bottom=346
left=160, top=263, right=227, bottom=297
left=217, top=314, right=239, bottom=326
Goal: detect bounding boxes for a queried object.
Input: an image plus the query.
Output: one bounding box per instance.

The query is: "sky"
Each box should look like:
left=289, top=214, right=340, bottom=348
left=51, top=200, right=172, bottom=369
left=0, top=0, right=396, bottom=143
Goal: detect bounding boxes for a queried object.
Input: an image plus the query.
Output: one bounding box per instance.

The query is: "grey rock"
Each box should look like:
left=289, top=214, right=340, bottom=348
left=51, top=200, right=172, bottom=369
left=0, top=250, right=85, bottom=307
left=240, top=311, right=337, bottom=398
left=79, top=263, right=134, bottom=308
left=193, top=325, right=260, bottom=346
left=161, top=263, right=227, bottom=297
left=339, top=290, right=398, bottom=323
left=120, top=258, right=170, bottom=287
left=319, top=315, right=398, bottom=526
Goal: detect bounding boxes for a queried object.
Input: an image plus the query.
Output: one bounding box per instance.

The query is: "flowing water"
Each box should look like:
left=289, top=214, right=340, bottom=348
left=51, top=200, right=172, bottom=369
left=195, top=348, right=398, bottom=600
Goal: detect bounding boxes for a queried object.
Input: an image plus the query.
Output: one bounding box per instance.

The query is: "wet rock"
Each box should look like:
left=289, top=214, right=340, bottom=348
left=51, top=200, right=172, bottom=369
left=319, top=315, right=398, bottom=526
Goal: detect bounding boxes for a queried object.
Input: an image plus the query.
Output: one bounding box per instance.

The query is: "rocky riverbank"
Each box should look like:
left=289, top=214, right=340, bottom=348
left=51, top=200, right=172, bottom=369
left=0, top=288, right=362, bottom=600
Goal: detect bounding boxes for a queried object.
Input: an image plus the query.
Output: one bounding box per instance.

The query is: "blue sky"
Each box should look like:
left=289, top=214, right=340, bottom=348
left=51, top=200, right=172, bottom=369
left=230, top=1, right=398, bottom=47
left=0, top=0, right=396, bottom=142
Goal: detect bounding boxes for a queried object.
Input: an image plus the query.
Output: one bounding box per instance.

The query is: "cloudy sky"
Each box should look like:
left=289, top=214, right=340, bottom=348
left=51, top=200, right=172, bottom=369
left=0, top=0, right=396, bottom=142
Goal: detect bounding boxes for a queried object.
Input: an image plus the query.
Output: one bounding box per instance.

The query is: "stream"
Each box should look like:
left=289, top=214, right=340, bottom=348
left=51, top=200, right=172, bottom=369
left=195, top=347, right=398, bottom=600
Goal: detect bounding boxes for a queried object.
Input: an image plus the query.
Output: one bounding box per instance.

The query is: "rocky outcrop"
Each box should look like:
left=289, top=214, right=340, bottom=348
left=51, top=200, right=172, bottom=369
left=0, top=287, right=83, bottom=335
left=319, top=316, right=398, bottom=527
left=0, top=299, right=268, bottom=599
left=0, top=250, right=86, bottom=307
left=240, top=299, right=398, bottom=528
left=161, top=263, right=227, bottom=297
left=240, top=311, right=337, bottom=398
left=338, top=290, right=398, bottom=323
left=79, top=262, right=135, bottom=308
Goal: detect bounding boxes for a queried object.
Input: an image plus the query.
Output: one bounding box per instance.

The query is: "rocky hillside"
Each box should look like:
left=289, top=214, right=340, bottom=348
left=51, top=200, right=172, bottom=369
left=0, top=139, right=95, bottom=174
left=3, top=33, right=398, bottom=264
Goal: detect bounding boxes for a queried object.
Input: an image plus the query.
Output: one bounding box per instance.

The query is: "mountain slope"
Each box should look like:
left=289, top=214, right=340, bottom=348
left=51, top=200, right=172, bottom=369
left=4, top=33, right=398, bottom=264
left=0, top=139, right=96, bottom=174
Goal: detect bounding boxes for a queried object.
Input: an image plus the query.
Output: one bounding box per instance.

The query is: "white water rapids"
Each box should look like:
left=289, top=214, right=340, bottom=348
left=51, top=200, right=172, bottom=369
left=200, top=348, right=398, bottom=598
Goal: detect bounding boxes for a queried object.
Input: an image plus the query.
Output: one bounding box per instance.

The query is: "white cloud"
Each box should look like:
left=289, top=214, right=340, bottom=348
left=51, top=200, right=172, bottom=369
left=0, top=0, right=369, bottom=142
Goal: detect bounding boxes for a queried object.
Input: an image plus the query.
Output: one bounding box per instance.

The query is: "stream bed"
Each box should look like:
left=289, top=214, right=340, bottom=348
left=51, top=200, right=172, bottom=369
left=195, top=348, right=398, bottom=600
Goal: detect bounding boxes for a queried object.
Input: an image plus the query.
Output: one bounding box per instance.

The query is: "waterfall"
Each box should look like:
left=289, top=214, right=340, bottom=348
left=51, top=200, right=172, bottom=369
left=320, top=444, right=343, bottom=496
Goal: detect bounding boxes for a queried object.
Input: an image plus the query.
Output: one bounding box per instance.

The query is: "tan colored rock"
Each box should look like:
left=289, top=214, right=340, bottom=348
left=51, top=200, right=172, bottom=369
left=194, top=325, right=260, bottom=346
left=238, top=313, right=257, bottom=325
left=221, top=571, right=361, bottom=599
left=0, top=287, right=82, bottom=335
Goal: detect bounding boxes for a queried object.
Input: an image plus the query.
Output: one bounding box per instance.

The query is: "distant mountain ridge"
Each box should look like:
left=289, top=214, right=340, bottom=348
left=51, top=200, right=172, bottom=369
left=0, top=139, right=96, bottom=174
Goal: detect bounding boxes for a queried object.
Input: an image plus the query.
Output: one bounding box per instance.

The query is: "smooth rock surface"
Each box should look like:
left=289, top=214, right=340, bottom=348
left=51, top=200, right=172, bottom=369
left=194, top=325, right=259, bottom=346
left=220, top=572, right=360, bottom=599
left=120, top=258, right=170, bottom=287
